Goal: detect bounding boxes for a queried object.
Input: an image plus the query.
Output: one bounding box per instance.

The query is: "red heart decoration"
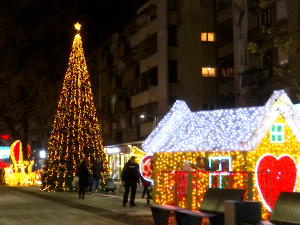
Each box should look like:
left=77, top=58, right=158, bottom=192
left=255, top=154, right=297, bottom=211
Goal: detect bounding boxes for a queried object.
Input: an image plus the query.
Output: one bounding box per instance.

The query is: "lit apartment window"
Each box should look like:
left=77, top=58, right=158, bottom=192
left=201, top=33, right=215, bottom=42
left=202, top=67, right=216, bottom=77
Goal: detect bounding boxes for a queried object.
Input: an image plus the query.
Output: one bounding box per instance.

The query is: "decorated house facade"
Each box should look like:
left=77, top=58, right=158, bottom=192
left=142, top=90, right=300, bottom=217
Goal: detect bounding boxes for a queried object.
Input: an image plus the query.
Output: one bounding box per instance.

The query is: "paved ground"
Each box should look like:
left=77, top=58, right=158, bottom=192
left=0, top=185, right=153, bottom=225
left=113, top=182, right=147, bottom=198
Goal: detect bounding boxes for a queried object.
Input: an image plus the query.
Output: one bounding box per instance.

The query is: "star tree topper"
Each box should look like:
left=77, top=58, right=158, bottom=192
left=74, top=22, right=81, bottom=31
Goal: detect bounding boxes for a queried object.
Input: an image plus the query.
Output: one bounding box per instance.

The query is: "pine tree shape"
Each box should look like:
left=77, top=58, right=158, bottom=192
left=42, top=23, right=108, bottom=191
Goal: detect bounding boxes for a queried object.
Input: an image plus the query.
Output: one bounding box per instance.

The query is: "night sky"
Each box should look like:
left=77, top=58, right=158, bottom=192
left=0, top=0, right=148, bottom=81
left=0, top=0, right=148, bottom=130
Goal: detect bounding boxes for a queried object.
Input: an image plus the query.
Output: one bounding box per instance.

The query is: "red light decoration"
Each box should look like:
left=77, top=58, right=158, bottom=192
left=139, top=155, right=153, bottom=182
left=0, top=135, right=10, bottom=140
left=10, top=140, right=31, bottom=165
left=0, top=162, right=9, bottom=169
left=255, top=154, right=297, bottom=211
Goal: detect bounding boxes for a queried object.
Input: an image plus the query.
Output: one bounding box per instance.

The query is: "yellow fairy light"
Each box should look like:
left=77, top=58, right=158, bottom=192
left=4, top=140, right=37, bottom=186
left=152, top=114, right=300, bottom=219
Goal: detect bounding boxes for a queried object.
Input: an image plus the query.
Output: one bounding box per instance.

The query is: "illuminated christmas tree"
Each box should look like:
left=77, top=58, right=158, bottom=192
left=41, top=23, right=108, bottom=191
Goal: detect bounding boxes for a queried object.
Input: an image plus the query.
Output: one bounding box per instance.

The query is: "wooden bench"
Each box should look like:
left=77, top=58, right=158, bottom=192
left=150, top=188, right=245, bottom=225
left=150, top=205, right=183, bottom=225
left=244, top=192, right=300, bottom=225
left=175, top=188, right=246, bottom=225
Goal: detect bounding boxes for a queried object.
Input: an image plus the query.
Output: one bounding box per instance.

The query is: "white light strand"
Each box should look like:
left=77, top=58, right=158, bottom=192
left=142, top=90, right=300, bottom=153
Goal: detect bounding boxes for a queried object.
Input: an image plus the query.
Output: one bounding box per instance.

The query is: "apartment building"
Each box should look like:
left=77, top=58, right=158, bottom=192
left=217, top=0, right=300, bottom=108
left=88, top=0, right=217, bottom=179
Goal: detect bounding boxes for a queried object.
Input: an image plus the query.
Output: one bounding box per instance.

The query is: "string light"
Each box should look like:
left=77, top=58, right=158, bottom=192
left=4, top=140, right=36, bottom=185
left=145, top=90, right=300, bottom=220
left=255, top=154, right=297, bottom=212
left=41, top=23, right=108, bottom=192
left=143, top=90, right=300, bottom=153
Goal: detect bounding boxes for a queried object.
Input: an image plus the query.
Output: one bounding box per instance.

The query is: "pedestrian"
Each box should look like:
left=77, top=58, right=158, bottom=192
left=91, top=160, right=104, bottom=195
left=77, top=160, right=89, bottom=199
left=121, top=156, right=140, bottom=206
left=141, top=177, right=151, bottom=204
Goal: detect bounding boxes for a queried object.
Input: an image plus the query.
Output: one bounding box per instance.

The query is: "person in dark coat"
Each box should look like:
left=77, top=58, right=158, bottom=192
left=91, top=160, right=104, bottom=195
left=121, top=156, right=140, bottom=206
left=77, top=161, right=89, bottom=199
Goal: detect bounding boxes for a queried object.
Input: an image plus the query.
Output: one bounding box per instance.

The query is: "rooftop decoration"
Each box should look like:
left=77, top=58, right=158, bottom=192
left=142, top=90, right=300, bottom=153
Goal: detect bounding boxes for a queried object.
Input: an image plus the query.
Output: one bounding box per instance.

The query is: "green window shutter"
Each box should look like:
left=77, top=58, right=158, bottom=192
left=271, top=125, right=276, bottom=132
left=277, top=125, right=282, bottom=132
left=270, top=124, right=284, bottom=143
left=277, top=135, right=282, bottom=142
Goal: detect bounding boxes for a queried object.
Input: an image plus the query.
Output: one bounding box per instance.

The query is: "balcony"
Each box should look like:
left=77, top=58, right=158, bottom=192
left=217, top=5, right=232, bottom=24
left=140, top=121, right=154, bottom=138
left=168, top=11, right=177, bottom=25
left=97, top=55, right=113, bottom=72
left=122, top=68, right=130, bottom=86
left=130, top=64, right=138, bottom=80
left=131, top=86, right=159, bottom=109
left=114, top=99, right=130, bottom=114
left=218, top=80, right=234, bottom=96
left=111, top=76, right=122, bottom=90
left=123, top=126, right=140, bottom=142
left=130, top=18, right=158, bottom=49
left=111, top=131, right=123, bottom=143
left=248, top=20, right=287, bottom=43
left=122, top=64, right=139, bottom=87
left=112, top=42, right=126, bottom=63
left=218, top=42, right=233, bottom=59
left=140, top=52, right=158, bottom=74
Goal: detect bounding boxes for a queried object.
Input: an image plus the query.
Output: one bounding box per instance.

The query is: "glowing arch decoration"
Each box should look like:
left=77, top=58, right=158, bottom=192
left=10, top=140, right=30, bottom=165
left=139, top=155, right=153, bottom=182
left=3, top=140, right=36, bottom=186
left=255, top=154, right=297, bottom=211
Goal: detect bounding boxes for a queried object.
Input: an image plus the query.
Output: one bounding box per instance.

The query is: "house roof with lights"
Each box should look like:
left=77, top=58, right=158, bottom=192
left=142, top=90, right=300, bottom=153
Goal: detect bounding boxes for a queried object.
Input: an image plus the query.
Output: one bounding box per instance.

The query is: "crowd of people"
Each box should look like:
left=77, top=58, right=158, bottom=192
left=75, top=156, right=151, bottom=206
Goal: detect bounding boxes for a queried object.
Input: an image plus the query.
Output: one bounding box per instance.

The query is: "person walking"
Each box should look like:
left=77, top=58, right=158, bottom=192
left=121, top=156, right=140, bottom=206
left=141, top=177, right=151, bottom=204
left=91, top=160, right=104, bottom=195
left=77, top=161, right=89, bottom=199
